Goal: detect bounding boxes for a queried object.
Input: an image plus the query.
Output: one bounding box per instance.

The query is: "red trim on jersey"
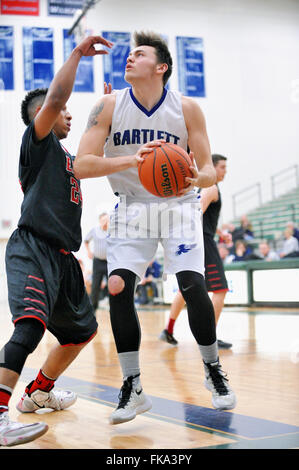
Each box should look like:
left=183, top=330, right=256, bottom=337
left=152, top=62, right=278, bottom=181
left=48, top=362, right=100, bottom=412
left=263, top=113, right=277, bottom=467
left=208, top=277, right=221, bottom=281
left=25, top=286, right=45, bottom=295
left=24, top=307, right=46, bottom=317
left=59, top=249, right=70, bottom=255
left=207, top=270, right=219, bottom=275
left=60, top=143, right=70, bottom=154
left=206, top=264, right=216, bottom=268
left=24, top=297, right=46, bottom=306
left=18, top=178, right=24, bottom=193
left=14, top=316, right=47, bottom=331
left=60, top=329, right=98, bottom=347
left=28, top=275, right=44, bottom=283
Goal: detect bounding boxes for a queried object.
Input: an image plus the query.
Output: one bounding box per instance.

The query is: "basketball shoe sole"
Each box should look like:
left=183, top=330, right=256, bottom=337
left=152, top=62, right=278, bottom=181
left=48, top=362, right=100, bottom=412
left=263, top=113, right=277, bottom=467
left=0, top=412, right=48, bottom=447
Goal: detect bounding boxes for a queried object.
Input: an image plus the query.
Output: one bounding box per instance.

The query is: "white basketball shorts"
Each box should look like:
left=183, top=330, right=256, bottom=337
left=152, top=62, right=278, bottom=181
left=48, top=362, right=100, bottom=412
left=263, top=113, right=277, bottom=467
left=106, top=192, right=205, bottom=280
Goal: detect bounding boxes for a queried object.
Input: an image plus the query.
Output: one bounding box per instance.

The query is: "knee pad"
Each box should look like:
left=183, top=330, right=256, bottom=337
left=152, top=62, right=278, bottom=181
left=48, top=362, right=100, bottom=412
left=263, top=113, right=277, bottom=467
left=1, top=319, right=44, bottom=374
left=10, top=318, right=45, bottom=353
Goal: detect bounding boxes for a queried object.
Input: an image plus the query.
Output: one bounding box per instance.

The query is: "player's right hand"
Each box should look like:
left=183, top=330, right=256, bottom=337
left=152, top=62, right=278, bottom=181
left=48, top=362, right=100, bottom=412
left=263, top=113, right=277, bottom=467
left=132, top=139, right=166, bottom=168
left=137, top=139, right=166, bottom=157
left=76, top=35, right=113, bottom=57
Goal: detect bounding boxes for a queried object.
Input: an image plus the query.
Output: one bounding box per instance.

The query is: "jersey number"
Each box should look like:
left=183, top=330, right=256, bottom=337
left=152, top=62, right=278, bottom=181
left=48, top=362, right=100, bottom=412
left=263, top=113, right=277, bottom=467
left=70, top=177, right=82, bottom=205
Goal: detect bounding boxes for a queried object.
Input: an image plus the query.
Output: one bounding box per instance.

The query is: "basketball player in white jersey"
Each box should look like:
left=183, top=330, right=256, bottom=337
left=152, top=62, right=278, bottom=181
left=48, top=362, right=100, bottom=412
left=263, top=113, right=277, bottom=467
left=74, top=31, right=236, bottom=424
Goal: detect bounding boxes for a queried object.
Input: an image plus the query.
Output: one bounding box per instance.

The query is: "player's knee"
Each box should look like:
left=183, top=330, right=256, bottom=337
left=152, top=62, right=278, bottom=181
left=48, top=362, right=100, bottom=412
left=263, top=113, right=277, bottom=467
left=1, top=319, right=45, bottom=374
left=11, top=318, right=45, bottom=353
left=108, top=275, right=125, bottom=296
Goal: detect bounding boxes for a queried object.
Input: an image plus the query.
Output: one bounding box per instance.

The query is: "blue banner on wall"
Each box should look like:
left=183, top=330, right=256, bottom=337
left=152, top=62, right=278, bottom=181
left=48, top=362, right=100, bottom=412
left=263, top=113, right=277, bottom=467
left=0, top=26, right=14, bottom=90
left=48, top=0, right=84, bottom=16
left=176, top=36, right=206, bottom=97
left=63, top=29, right=94, bottom=92
left=102, top=31, right=131, bottom=90
left=23, top=27, right=54, bottom=90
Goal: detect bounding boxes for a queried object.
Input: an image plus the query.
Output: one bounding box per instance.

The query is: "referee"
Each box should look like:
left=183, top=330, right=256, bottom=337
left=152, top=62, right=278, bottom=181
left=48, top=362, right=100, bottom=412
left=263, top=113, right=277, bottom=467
left=84, top=212, right=109, bottom=313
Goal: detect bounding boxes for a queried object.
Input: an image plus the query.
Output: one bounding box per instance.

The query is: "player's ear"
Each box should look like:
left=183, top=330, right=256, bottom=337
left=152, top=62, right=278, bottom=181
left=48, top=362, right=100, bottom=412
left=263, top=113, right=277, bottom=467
left=157, top=63, right=168, bottom=75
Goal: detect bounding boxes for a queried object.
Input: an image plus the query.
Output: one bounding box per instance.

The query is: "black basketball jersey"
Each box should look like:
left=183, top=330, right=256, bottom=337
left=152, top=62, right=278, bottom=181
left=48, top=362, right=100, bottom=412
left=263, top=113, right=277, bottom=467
left=17, top=121, right=82, bottom=252
left=202, top=185, right=221, bottom=237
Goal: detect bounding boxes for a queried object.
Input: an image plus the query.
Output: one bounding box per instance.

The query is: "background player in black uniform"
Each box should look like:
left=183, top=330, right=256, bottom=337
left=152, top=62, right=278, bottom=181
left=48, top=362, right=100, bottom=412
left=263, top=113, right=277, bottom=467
left=0, top=34, right=112, bottom=447
left=160, top=154, right=233, bottom=348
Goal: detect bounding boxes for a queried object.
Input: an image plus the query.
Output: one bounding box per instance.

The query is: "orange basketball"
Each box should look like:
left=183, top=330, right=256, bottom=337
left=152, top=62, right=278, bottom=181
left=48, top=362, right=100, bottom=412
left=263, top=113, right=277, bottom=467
left=138, top=143, right=193, bottom=198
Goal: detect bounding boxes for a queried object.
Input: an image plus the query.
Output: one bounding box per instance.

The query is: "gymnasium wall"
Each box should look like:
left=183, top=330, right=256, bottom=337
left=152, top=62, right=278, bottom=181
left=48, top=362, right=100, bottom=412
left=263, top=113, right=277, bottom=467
left=0, top=0, right=299, bottom=282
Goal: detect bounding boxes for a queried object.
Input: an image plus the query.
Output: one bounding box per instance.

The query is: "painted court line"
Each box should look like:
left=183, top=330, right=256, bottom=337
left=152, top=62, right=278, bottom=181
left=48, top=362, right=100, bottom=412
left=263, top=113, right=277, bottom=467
left=21, top=367, right=299, bottom=443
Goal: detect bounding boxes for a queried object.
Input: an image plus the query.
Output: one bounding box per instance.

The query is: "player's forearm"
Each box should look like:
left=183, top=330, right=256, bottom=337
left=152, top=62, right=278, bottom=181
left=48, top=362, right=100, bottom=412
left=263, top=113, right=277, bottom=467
left=73, top=154, right=136, bottom=179
left=44, top=48, right=82, bottom=109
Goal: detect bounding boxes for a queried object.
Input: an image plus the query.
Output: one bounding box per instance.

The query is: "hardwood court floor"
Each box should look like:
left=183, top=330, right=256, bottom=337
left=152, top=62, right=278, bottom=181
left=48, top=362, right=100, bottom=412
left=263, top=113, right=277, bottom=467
left=0, top=300, right=299, bottom=450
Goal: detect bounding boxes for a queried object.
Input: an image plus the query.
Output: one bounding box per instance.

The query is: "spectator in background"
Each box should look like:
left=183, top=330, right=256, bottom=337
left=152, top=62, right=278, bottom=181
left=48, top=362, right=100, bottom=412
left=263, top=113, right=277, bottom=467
left=84, top=212, right=109, bottom=313
left=232, top=215, right=254, bottom=242
left=280, top=228, right=299, bottom=258
left=286, top=221, right=299, bottom=244
left=232, top=240, right=247, bottom=261
left=232, top=240, right=255, bottom=262
left=258, top=241, right=280, bottom=261
left=217, top=243, right=234, bottom=264
left=135, top=259, right=162, bottom=305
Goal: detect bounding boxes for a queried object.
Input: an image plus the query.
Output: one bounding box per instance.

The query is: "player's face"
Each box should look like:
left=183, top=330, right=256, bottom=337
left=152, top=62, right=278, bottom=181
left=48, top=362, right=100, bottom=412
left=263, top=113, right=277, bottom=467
left=53, top=106, right=72, bottom=140
left=215, top=160, right=227, bottom=182
left=125, top=46, right=160, bottom=84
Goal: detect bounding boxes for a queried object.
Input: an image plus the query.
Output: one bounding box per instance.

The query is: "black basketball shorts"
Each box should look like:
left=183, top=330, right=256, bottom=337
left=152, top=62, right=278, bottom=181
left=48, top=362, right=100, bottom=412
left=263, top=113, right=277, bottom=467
left=204, top=234, right=228, bottom=293
left=5, top=228, right=98, bottom=345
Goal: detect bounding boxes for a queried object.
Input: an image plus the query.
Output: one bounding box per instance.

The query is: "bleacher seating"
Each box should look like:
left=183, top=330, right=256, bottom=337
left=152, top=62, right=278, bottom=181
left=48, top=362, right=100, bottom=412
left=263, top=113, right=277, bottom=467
left=230, top=187, right=299, bottom=249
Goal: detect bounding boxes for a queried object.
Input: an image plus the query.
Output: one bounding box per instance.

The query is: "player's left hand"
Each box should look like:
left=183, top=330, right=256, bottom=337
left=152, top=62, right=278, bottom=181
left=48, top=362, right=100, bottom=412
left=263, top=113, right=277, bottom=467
left=177, top=152, right=199, bottom=196
left=104, top=82, right=113, bottom=94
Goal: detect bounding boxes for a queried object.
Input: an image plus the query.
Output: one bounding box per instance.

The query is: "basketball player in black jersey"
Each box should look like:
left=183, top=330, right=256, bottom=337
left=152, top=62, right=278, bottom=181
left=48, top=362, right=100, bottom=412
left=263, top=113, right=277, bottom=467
left=0, top=34, right=112, bottom=447
left=160, top=154, right=233, bottom=348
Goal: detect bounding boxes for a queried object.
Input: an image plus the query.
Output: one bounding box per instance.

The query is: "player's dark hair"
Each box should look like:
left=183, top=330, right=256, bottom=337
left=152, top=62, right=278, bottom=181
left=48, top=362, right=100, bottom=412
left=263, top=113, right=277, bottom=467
left=212, top=154, right=227, bottom=166
left=21, top=88, right=48, bottom=126
left=133, top=31, right=172, bottom=86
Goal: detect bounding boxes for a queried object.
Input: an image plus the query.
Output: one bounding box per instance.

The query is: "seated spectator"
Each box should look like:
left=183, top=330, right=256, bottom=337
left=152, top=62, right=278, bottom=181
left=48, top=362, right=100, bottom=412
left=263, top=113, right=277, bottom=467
left=286, top=221, right=299, bottom=244
left=280, top=228, right=299, bottom=258
left=232, top=215, right=254, bottom=242
left=232, top=240, right=248, bottom=262
left=217, top=243, right=235, bottom=264
left=135, top=259, right=162, bottom=305
left=258, top=241, right=280, bottom=261
left=232, top=240, right=255, bottom=262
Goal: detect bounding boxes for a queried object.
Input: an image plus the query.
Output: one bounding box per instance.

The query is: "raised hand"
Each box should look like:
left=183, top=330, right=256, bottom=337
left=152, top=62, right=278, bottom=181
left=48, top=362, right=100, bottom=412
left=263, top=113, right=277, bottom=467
left=76, top=35, right=113, bottom=57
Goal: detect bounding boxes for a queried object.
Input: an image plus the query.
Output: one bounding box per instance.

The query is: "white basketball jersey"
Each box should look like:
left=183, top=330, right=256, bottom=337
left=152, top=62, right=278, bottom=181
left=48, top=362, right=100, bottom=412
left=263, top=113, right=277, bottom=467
left=104, top=87, right=188, bottom=199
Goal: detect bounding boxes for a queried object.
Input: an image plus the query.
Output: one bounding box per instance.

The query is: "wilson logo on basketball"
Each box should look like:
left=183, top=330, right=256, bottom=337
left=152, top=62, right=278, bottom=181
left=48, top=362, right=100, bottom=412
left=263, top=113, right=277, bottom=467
left=161, top=163, right=173, bottom=197
left=138, top=143, right=192, bottom=198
